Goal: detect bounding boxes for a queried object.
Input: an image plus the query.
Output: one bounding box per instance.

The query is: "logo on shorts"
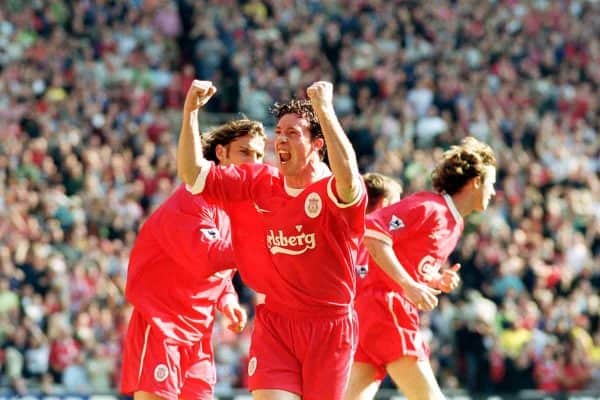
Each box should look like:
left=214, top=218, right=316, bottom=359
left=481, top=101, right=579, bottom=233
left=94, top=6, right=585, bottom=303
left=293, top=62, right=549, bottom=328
left=304, top=192, right=322, bottom=218
left=248, top=356, right=257, bottom=376
left=154, top=364, right=169, bottom=382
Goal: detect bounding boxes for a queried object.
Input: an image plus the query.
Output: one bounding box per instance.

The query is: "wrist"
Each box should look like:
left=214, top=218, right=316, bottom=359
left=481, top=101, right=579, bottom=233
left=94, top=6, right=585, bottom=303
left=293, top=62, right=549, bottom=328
left=183, top=108, right=200, bottom=118
left=311, top=102, right=335, bottom=114
left=429, top=276, right=442, bottom=291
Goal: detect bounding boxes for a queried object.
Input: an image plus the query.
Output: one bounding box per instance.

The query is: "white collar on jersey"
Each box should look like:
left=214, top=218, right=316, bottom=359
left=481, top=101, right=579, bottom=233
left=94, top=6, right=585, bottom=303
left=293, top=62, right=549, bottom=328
left=283, top=162, right=331, bottom=197
left=442, top=193, right=463, bottom=223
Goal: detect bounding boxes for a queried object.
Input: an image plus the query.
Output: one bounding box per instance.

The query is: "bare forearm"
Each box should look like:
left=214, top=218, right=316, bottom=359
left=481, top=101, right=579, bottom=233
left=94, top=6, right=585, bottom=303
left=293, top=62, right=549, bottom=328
left=313, top=104, right=361, bottom=202
left=177, top=109, right=204, bottom=185
left=365, top=238, right=417, bottom=290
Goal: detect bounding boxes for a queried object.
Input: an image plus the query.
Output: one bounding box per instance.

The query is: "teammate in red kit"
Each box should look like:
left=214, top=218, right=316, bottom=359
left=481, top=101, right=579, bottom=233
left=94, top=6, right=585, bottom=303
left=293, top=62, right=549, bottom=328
left=178, top=80, right=366, bottom=400
left=120, top=117, right=266, bottom=400
left=355, top=173, right=403, bottom=290
left=345, top=137, right=497, bottom=400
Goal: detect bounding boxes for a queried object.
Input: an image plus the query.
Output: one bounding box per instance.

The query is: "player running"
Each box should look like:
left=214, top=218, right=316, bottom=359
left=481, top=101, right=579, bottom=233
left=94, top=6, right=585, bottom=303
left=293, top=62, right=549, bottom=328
left=345, top=137, right=497, bottom=400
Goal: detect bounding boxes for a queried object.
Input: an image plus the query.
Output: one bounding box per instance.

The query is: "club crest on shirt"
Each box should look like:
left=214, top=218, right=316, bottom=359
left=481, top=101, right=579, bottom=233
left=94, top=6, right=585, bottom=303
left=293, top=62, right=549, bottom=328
left=388, top=215, right=404, bottom=231
left=304, top=192, right=322, bottom=218
left=200, top=228, right=220, bottom=241
left=154, top=364, right=169, bottom=382
left=248, top=356, right=257, bottom=376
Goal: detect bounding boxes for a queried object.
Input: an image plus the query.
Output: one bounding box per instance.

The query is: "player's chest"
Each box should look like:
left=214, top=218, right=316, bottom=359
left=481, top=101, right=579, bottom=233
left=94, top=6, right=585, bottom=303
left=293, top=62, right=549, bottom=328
left=423, top=219, right=462, bottom=254
left=253, top=189, right=327, bottom=226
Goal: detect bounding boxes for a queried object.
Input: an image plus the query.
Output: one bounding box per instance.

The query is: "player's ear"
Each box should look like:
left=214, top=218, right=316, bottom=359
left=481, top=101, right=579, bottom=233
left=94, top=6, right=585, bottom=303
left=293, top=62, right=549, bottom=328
left=215, top=144, right=227, bottom=163
left=312, top=137, right=324, bottom=152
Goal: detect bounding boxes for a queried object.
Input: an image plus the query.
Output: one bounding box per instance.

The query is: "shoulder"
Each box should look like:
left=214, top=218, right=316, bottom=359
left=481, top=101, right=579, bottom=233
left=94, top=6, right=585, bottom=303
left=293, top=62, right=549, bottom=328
left=406, top=192, right=446, bottom=216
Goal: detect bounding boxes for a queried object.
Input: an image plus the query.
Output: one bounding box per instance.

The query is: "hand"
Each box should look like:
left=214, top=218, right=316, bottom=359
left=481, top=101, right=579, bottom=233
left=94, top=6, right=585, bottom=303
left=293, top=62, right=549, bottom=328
left=306, top=81, right=334, bottom=108
left=434, top=264, right=461, bottom=293
left=403, top=281, right=441, bottom=312
left=183, top=80, right=217, bottom=113
left=222, top=303, right=247, bottom=333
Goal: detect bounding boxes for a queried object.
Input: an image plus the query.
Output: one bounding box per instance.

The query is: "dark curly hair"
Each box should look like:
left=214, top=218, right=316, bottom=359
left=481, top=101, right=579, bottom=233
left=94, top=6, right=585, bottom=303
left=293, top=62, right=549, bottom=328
left=431, top=137, right=496, bottom=195
left=270, top=99, right=327, bottom=160
left=202, top=119, right=265, bottom=164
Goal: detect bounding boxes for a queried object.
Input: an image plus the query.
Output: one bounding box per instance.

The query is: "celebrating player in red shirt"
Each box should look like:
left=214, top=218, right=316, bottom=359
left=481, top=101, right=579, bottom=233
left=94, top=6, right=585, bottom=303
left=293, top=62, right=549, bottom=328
left=345, top=137, right=497, bottom=400
left=120, top=117, right=266, bottom=400
left=178, top=80, right=366, bottom=400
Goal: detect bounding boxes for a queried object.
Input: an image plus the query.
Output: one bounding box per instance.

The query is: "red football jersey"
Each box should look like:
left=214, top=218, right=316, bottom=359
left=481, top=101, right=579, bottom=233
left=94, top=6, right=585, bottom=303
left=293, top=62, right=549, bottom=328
left=363, top=192, right=464, bottom=293
left=125, top=185, right=238, bottom=344
left=189, top=161, right=367, bottom=314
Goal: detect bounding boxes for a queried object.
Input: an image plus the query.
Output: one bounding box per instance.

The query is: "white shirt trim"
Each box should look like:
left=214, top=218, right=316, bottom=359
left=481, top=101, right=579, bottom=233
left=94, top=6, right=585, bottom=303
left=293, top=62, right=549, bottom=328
left=185, top=159, right=213, bottom=195
left=326, top=176, right=364, bottom=208
left=443, top=193, right=462, bottom=223
left=364, top=228, right=393, bottom=246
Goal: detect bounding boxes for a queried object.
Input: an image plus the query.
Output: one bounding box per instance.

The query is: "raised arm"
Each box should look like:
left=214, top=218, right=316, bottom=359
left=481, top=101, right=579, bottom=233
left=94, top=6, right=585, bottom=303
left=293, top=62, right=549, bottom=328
left=177, top=80, right=217, bottom=186
left=307, top=81, right=362, bottom=203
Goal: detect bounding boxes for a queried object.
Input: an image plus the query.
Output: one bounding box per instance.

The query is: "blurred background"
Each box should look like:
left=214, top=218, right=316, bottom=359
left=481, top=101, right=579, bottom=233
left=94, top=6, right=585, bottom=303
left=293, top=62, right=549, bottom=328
left=0, top=0, right=598, bottom=398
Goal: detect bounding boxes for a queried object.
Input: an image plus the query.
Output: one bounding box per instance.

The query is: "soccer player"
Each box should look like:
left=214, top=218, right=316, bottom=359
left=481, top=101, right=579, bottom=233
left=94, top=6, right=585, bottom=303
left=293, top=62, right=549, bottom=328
left=345, top=137, right=497, bottom=400
left=178, top=80, right=367, bottom=400
left=120, top=117, right=266, bottom=400
left=355, top=173, right=403, bottom=282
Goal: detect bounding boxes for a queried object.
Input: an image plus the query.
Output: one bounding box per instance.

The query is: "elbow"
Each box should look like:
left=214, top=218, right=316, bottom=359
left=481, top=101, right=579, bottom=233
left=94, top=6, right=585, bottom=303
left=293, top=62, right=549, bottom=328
left=336, top=179, right=362, bottom=204
left=363, top=237, right=380, bottom=255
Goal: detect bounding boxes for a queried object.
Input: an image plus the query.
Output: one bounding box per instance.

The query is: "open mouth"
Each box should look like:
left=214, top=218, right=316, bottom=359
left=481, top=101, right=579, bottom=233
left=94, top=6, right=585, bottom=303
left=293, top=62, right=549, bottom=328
left=278, top=151, right=291, bottom=164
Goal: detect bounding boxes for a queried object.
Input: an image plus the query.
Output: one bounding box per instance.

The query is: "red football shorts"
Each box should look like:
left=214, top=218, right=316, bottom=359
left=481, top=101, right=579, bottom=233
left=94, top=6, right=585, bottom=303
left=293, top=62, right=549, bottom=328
left=120, top=309, right=215, bottom=400
left=354, top=287, right=430, bottom=380
left=247, top=304, right=358, bottom=400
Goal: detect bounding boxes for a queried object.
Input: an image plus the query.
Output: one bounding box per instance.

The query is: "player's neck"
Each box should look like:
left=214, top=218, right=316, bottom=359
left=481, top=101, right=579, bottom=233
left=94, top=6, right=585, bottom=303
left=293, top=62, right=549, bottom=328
left=449, top=191, right=474, bottom=217
left=284, top=159, right=326, bottom=189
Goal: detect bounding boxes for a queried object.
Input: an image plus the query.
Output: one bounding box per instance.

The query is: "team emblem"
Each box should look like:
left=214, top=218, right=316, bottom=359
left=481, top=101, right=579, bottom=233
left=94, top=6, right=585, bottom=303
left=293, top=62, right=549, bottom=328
left=388, top=215, right=404, bottom=231
left=154, top=364, right=169, bottom=382
left=304, top=192, right=322, bottom=218
left=248, top=356, right=257, bottom=376
left=200, top=228, right=220, bottom=241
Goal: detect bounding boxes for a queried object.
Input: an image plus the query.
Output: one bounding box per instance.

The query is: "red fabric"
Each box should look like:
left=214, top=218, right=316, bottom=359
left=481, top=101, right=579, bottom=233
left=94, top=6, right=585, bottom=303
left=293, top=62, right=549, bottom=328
left=354, top=287, right=429, bottom=380
left=125, top=185, right=237, bottom=344
left=247, top=305, right=357, bottom=400
left=363, top=191, right=464, bottom=293
left=199, top=162, right=367, bottom=315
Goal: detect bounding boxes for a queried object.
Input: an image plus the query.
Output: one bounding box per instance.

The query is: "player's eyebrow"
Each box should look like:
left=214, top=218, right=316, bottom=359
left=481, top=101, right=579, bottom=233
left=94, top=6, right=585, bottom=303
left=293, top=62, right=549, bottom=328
left=240, top=144, right=264, bottom=157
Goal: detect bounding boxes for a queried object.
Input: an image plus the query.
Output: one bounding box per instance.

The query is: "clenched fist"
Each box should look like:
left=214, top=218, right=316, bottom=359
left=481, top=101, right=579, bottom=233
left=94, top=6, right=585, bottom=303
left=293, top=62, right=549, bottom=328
left=183, top=80, right=217, bottom=113
left=307, top=81, right=334, bottom=108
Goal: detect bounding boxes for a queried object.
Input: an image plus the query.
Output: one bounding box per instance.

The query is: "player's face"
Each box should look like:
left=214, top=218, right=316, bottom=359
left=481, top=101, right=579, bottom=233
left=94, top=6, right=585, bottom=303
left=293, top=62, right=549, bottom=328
left=217, top=135, right=265, bottom=166
left=476, top=165, right=496, bottom=211
left=274, top=113, right=322, bottom=176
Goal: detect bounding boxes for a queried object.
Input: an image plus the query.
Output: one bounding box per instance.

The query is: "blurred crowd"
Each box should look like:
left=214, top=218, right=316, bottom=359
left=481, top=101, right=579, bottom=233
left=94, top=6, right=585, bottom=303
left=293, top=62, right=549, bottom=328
left=0, top=0, right=599, bottom=396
